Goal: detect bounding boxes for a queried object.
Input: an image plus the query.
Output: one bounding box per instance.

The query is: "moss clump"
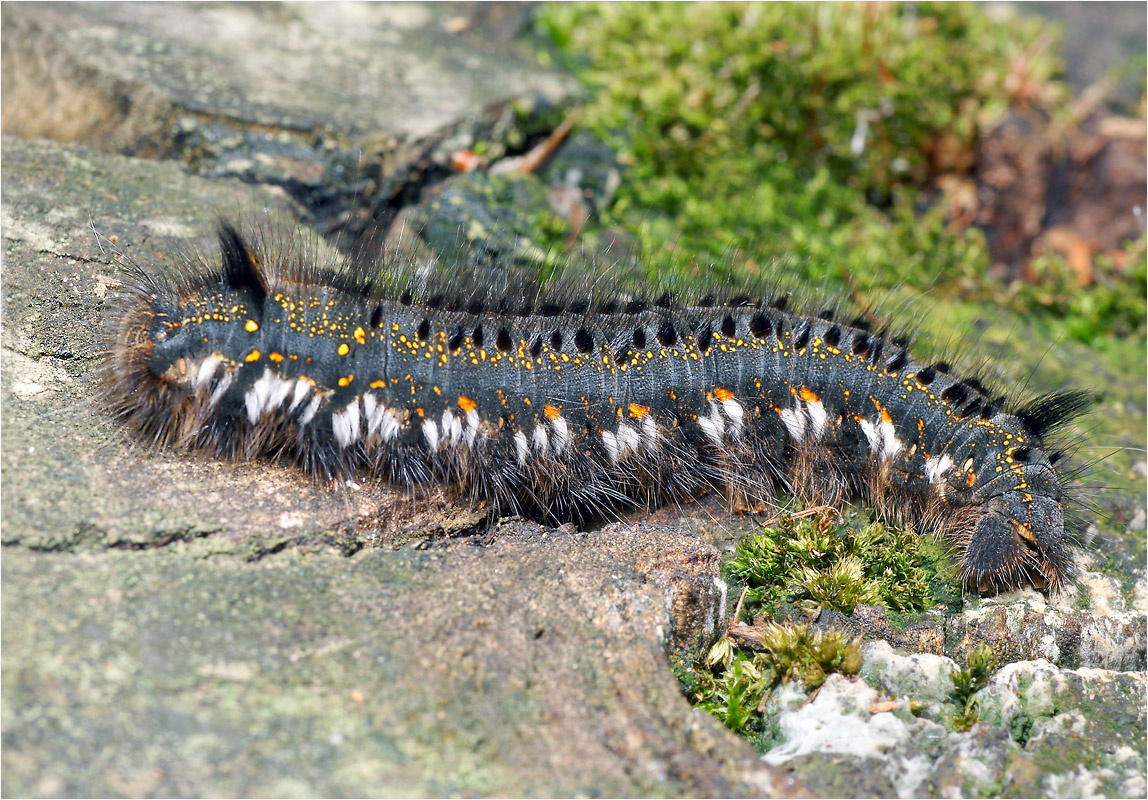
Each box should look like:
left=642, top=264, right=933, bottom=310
left=725, top=509, right=937, bottom=617
left=535, top=3, right=1049, bottom=289
left=684, top=622, right=862, bottom=751
left=951, top=643, right=995, bottom=732
left=535, top=2, right=1145, bottom=345
left=1013, top=235, right=1148, bottom=347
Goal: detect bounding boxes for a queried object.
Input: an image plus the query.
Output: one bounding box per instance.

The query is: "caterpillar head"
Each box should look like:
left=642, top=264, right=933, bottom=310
left=961, top=470, right=1071, bottom=593
left=950, top=391, right=1091, bottom=594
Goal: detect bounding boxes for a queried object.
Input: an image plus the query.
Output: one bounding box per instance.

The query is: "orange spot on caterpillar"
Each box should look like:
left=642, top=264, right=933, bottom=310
left=338, top=343, right=350, bottom=356
left=245, top=350, right=261, bottom=362
left=458, top=395, right=477, bottom=413
left=244, top=319, right=259, bottom=333
left=269, top=352, right=284, bottom=362
left=338, top=375, right=354, bottom=387
left=370, top=380, right=386, bottom=389
left=799, top=386, right=819, bottom=404
left=880, top=407, right=892, bottom=424
left=966, top=471, right=977, bottom=488
left=714, top=386, right=735, bottom=402
left=354, top=326, right=366, bottom=345
left=628, top=403, right=650, bottom=419
left=544, top=403, right=561, bottom=420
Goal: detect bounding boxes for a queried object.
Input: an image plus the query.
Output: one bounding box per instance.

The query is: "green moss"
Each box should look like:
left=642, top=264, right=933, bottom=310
left=685, top=622, right=862, bottom=752
left=535, top=4, right=1025, bottom=284
left=725, top=508, right=939, bottom=617
left=951, top=643, right=995, bottom=732
left=535, top=2, right=1145, bottom=343
left=1012, top=236, right=1148, bottom=347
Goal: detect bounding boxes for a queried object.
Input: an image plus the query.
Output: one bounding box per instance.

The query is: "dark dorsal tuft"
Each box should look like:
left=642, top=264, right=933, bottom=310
left=793, top=322, right=811, bottom=351
left=750, top=312, right=772, bottom=339
left=218, top=222, right=269, bottom=303
left=1015, top=390, right=1094, bottom=437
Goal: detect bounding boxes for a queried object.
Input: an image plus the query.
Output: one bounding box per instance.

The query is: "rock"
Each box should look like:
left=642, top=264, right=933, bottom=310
left=1, top=2, right=578, bottom=238
left=859, top=640, right=958, bottom=711
left=950, top=591, right=1147, bottom=672
left=814, top=604, right=947, bottom=656
left=0, top=530, right=788, bottom=797
left=757, top=648, right=1147, bottom=798
left=401, top=170, right=568, bottom=283
left=813, top=586, right=1147, bottom=672
left=978, top=660, right=1148, bottom=797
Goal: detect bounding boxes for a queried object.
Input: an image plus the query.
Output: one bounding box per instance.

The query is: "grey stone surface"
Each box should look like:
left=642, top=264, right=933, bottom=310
left=760, top=648, right=1146, bottom=798
left=2, top=2, right=573, bottom=146
left=814, top=578, right=1147, bottom=672
left=2, top=533, right=774, bottom=798
left=1, top=2, right=579, bottom=236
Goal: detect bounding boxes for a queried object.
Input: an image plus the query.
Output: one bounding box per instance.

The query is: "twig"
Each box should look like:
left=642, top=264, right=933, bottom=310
left=757, top=504, right=838, bottom=528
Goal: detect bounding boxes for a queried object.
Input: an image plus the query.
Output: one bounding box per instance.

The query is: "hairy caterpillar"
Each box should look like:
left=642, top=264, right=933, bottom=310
left=104, top=222, right=1090, bottom=592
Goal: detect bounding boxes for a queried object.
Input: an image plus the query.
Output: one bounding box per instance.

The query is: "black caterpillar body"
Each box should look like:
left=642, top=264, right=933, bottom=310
left=105, top=223, right=1090, bottom=592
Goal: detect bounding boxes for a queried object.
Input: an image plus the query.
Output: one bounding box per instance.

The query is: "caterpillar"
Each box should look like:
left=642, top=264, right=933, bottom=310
left=103, top=221, right=1090, bottom=593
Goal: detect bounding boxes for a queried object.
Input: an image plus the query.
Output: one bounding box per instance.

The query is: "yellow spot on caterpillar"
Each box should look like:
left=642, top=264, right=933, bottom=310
left=354, top=326, right=366, bottom=345
left=370, top=380, right=386, bottom=389
left=1011, top=520, right=1039, bottom=546
left=628, top=403, right=649, bottom=419
left=714, top=386, right=735, bottom=402
left=245, top=319, right=259, bottom=333
left=270, top=352, right=284, bottom=362
left=433, top=386, right=442, bottom=396
left=799, top=386, right=819, bottom=404
left=338, top=375, right=354, bottom=387
left=523, top=397, right=532, bottom=406
left=458, top=395, right=477, bottom=413
left=544, top=403, right=561, bottom=420
left=338, top=343, right=350, bottom=356
left=245, top=350, right=261, bottom=362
